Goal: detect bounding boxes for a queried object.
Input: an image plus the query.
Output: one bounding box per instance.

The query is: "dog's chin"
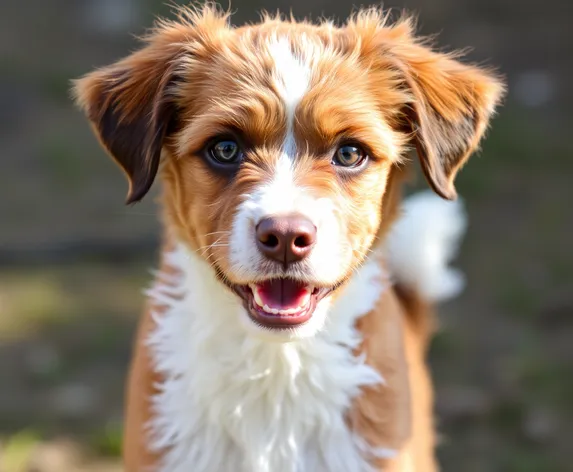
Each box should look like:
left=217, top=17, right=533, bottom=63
left=230, top=278, right=339, bottom=341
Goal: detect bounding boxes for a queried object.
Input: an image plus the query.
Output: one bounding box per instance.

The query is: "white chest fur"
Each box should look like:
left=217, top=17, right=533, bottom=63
left=145, top=243, right=392, bottom=472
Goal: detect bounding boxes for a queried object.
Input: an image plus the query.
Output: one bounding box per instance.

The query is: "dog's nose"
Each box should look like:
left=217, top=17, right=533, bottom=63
left=256, top=214, right=317, bottom=265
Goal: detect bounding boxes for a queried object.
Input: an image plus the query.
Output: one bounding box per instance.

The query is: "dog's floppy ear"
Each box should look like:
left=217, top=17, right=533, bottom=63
left=72, top=35, right=184, bottom=204
left=72, top=3, right=232, bottom=204
left=387, top=20, right=505, bottom=200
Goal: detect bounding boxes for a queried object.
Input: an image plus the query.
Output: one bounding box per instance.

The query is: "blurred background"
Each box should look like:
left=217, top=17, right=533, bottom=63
left=0, top=0, right=571, bottom=471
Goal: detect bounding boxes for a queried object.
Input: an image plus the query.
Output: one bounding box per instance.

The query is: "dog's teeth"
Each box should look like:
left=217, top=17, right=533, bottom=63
left=300, top=291, right=311, bottom=306
left=252, top=288, right=264, bottom=307
left=263, top=304, right=280, bottom=315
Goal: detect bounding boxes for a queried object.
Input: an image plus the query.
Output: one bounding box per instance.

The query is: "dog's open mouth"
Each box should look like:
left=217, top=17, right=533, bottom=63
left=235, top=279, right=331, bottom=328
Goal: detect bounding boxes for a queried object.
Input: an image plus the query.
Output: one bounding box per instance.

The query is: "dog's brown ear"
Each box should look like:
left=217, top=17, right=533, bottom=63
left=387, top=20, right=505, bottom=200
left=72, top=3, right=232, bottom=203
left=72, top=37, right=183, bottom=204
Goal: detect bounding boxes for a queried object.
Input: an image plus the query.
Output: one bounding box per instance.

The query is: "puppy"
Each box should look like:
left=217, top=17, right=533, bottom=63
left=73, top=5, right=504, bottom=472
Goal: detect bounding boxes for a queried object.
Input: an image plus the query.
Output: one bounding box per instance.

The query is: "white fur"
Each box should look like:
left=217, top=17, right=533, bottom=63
left=386, top=190, right=468, bottom=302
left=146, top=243, right=391, bottom=472
left=267, top=35, right=311, bottom=152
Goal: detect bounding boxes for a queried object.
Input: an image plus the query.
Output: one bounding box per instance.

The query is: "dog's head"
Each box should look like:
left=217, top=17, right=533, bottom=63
left=74, top=6, right=503, bottom=340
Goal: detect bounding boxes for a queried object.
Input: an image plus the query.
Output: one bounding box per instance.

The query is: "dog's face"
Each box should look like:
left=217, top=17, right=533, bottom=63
left=74, top=7, right=503, bottom=340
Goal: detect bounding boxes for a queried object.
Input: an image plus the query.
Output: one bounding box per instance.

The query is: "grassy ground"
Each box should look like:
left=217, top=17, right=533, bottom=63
left=0, top=262, right=148, bottom=471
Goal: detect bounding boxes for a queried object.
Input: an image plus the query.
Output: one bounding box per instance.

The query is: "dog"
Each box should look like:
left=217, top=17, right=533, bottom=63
left=73, top=5, right=504, bottom=471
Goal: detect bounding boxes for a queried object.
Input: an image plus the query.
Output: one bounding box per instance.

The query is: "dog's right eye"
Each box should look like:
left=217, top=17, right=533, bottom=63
left=209, top=139, right=243, bottom=164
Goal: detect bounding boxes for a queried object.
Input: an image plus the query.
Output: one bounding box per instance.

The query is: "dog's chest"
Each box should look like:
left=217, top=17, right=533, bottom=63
left=145, top=245, right=388, bottom=472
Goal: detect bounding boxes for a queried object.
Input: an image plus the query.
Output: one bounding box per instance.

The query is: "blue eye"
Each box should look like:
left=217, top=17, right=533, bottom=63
left=332, top=144, right=367, bottom=168
left=210, top=140, right=242, bottom=164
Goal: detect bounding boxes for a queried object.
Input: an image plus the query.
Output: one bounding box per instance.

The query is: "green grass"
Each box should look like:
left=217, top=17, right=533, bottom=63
left=90, top=423, right=123, bottom=458
left=0, top=429, right=42, bottom=472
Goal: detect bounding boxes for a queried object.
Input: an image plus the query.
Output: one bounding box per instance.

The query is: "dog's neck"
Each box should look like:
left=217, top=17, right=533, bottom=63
left=144, top=240, right=395, bottom=472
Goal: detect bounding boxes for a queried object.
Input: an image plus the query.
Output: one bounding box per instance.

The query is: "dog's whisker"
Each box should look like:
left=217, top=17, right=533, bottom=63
left=203, top=231, right=231, bottom=237
left=194, top=235, right=230, bottom=257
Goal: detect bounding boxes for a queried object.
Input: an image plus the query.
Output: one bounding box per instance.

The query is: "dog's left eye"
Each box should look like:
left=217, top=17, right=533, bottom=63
left=209, top=139, right=242, bottom=164
left=332, top=144, right=367, bottom=168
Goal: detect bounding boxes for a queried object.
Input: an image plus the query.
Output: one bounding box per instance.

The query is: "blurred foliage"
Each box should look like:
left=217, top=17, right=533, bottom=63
left=1, top=430, right=42, bottom=472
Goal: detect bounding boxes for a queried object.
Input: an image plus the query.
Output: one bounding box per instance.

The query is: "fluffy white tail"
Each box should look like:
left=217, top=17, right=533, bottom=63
left=386, top=191, right=468, bottom=303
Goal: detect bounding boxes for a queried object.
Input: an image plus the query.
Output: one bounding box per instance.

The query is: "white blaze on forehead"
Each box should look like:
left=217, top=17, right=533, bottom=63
left=260, top=35, right=313, bottom=218
left=267, top=36, right=311, bottom=157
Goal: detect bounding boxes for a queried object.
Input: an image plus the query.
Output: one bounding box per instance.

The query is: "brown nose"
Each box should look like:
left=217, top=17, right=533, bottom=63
left=256, top=214, right=317, bottom=265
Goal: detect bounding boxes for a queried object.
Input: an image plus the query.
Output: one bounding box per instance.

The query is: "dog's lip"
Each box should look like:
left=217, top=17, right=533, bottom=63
left=234, top=280, right=332, bottom=329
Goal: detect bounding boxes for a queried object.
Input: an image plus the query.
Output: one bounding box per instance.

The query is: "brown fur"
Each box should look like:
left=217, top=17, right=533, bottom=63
left=73, top=5, right=504, bottom=471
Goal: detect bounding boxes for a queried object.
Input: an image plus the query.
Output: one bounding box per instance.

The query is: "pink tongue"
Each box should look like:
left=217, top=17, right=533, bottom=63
left=257, top=279, right=309, bottom=310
